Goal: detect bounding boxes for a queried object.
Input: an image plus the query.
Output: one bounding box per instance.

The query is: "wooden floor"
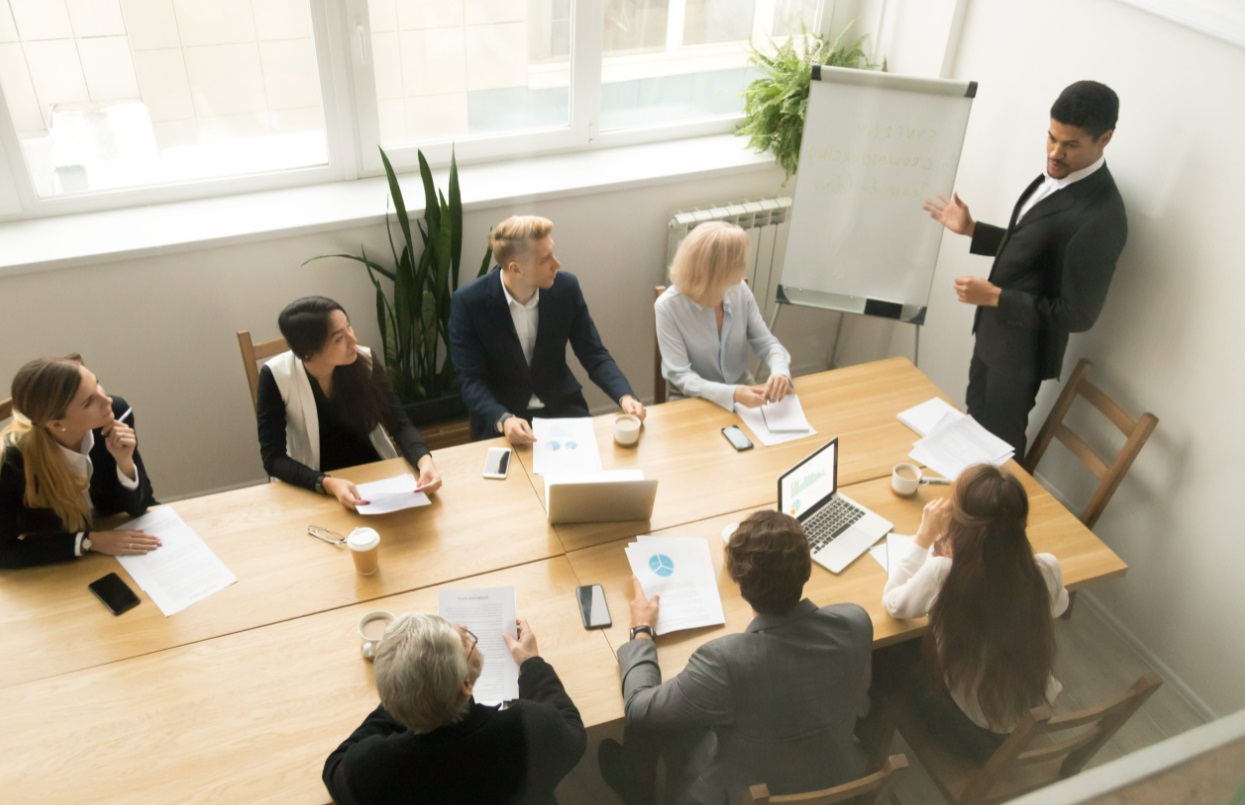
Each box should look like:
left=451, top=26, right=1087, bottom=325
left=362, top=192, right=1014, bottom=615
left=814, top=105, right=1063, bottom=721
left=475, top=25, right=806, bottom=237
left=557, top=596, right=1208, bottom=804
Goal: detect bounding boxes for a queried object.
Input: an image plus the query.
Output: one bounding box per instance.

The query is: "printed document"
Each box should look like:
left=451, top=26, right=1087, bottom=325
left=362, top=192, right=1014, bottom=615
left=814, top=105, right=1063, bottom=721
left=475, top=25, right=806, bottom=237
left=897, top=397, right=965, bottom=437
left=735, top=395, right=816, bottom=446
left=438, top=586, right=519, bottom=704
left=909, top=414, right=1013, bottom=480
left=116, top=507, right=237, bottom=617
left=869, top=533, right=917, bottom=572
left=626, top=536, right=725, bottom=635
left=355, top=473, right=431, bottom=515
left=532, top=417, right=603, bottom=475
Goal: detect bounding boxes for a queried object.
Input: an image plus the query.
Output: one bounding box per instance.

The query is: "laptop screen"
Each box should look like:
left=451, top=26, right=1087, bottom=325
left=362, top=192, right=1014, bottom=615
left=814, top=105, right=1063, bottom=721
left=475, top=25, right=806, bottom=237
left=778, top=439, right=839, bottom=522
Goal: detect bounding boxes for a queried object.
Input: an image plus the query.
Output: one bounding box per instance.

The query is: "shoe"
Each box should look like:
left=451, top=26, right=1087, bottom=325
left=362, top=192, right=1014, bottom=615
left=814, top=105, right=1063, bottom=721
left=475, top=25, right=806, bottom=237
left=597, top=738, right=656, bottom=805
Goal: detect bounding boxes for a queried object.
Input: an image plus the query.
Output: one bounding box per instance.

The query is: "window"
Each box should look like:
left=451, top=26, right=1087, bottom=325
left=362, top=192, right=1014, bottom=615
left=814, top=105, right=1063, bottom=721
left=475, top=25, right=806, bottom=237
left=0, top=0, right=828, bottom=215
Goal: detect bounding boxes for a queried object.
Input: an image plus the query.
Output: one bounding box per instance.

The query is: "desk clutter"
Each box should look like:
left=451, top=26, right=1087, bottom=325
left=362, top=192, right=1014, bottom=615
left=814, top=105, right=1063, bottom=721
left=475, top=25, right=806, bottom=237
left=0, top=360, right=1131, bottom=803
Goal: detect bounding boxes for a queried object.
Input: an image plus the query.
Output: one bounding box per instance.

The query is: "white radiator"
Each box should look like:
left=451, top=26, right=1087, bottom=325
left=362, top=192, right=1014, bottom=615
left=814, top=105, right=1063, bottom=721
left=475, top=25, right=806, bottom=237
left=666, top=197, right=793, bottom=323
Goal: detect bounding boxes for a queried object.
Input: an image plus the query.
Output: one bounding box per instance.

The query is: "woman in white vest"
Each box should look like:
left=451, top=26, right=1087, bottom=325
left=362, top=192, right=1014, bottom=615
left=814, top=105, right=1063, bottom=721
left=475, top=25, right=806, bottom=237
left=256, top=296, right=442, bottom=510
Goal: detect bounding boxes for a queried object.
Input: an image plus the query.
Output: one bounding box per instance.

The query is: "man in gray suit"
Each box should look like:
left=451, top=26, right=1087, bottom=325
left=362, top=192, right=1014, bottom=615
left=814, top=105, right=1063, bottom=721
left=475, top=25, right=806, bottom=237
left=601, top=510, right=873, bottom=804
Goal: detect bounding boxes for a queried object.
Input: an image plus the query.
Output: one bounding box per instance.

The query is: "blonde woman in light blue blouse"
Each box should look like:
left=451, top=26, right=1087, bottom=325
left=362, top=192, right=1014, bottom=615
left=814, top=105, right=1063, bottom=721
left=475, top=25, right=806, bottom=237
left=655, top=221, right=792, bottom=411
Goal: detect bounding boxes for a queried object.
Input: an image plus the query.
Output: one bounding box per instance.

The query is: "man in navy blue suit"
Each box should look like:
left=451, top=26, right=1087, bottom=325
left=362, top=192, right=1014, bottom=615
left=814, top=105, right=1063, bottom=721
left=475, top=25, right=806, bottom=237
left=449, top=215, right=646, bottom=443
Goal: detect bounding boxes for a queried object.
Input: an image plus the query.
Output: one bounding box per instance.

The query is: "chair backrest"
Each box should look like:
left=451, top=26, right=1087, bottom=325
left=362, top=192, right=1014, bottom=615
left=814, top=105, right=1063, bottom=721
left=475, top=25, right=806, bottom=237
left=653, top=285, right=667, bottom=405
left=237, top=330, right=289, bottom=412
left=1024, top=359, right=1158, bottom=529
left=0, top=396, right=11, bottom=423
left=743, top=754, right=909, bottom=805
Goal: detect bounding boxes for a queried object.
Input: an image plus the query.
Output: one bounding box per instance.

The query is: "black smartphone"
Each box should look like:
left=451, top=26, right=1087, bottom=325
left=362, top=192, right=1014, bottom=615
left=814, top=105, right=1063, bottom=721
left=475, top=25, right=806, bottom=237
left=722, top=425, right=754, bottom=451
left=88, top=573, right=141, bottom=616
left=575, top=584, right=612, bottom=629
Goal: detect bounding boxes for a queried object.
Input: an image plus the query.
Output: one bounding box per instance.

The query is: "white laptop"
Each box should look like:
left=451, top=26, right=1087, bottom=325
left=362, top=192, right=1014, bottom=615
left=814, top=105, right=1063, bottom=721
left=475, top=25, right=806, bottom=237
left=778, top=438, right=893, bottom=573
left=545, top=470, right=659, bottom=525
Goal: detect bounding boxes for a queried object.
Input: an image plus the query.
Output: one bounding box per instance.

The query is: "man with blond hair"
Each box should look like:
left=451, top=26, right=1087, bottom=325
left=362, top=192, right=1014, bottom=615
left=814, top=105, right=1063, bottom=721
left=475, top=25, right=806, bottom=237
left=449, top=215, right=645, bottom=443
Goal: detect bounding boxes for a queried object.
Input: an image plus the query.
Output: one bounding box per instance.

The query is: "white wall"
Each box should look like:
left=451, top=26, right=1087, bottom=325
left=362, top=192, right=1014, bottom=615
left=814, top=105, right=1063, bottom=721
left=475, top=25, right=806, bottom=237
left=1, top=165, right=835, bottom=500
left=911, top=0, right=1245, bottom=716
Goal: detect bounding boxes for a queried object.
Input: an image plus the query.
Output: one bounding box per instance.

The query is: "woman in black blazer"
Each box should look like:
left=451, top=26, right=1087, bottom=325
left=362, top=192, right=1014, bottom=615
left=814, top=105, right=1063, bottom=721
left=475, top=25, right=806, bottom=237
left=0, top=356, right=159, bottom=568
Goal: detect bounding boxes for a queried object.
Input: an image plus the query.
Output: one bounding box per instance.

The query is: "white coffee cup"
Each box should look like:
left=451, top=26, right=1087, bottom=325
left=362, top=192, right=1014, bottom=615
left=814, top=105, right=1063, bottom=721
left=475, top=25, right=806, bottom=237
left=614, top=414, right=642, bottom=446
left=347, top=527, right=381, bottom=575
left=357, top=610, right=395, bottom=660
left=891, top=462, right=922, bottom=497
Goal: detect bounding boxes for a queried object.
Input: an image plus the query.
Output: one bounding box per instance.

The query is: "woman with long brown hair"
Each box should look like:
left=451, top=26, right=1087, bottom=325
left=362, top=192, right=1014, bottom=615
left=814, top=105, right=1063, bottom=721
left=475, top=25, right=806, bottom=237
left=1, top=356, right=159, bottom=568
left=256, top=296, right=442, bottom=510
left=879, top=464, right=1068, bottom=759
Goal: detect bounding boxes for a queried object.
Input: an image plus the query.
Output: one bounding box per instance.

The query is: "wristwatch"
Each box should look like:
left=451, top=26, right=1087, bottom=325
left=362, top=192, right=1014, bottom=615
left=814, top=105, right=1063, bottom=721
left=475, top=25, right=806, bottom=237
left=496, top=413, right=515, bottom=434
left=629, top=625, right=653, bottom=641
left=81, top=534, right=92, bottom=553
left=314, top=474, right=329, bottom=495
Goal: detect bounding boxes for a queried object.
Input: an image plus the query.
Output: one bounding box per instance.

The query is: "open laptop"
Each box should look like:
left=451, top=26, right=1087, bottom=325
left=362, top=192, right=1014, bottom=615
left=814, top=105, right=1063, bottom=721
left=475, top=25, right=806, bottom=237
left=778, top=438, right=893, bottom=573
left=545, top=470, right=659, bottom=525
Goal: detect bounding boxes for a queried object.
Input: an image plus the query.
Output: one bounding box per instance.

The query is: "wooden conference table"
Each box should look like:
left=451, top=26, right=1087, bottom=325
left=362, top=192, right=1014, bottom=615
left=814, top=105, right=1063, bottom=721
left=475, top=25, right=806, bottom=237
left=0, top=358, right=1127, bottom=803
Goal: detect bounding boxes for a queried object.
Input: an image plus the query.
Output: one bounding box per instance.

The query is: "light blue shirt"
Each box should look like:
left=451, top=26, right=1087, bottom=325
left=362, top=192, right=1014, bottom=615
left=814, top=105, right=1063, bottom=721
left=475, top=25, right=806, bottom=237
left=655, top=283, right=791, bottom=411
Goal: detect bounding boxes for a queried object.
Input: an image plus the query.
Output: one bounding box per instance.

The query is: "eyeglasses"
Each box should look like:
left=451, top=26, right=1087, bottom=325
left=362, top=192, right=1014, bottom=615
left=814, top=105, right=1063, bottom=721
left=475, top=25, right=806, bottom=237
left=307, top=525, right=346, bottom=547
left=459, top=625, right=478, bottom=658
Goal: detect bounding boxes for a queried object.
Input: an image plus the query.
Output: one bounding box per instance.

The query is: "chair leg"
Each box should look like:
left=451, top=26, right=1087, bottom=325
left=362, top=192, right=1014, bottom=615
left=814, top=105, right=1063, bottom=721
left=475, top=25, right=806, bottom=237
left=1061, top=591, right=1077, bottom=620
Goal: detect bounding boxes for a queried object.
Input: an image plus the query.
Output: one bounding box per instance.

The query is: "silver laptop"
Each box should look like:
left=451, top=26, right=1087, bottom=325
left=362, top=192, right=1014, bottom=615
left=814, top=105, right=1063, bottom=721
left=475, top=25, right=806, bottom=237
left=545, top=471, right=659, bottom=525
left=778, top=438, right=893, bottom=573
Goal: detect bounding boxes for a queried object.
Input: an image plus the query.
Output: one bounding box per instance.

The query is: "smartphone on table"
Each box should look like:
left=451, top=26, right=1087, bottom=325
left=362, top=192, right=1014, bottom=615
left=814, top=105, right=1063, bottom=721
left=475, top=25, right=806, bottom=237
left=721, top=425, right=754, bottom=451
left=575, top=584, right=612, bottom=629
left=89, top=572, right=141, bottom=616
left=483, top=447, right=512, bottom=479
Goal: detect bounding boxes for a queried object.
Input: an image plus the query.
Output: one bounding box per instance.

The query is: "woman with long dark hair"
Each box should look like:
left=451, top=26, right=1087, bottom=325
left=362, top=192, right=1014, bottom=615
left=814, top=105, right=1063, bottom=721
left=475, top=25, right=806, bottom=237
left=256, top=296, right=442, bottom=510
left=880, top=464, right=1068, bottom=759
left=1, top=356, right=159, bottom=568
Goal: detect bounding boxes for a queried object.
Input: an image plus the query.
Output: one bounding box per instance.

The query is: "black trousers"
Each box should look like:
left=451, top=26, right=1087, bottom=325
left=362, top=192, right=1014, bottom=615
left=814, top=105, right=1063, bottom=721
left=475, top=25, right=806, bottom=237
left=965, top=353, right=1042, bottom=458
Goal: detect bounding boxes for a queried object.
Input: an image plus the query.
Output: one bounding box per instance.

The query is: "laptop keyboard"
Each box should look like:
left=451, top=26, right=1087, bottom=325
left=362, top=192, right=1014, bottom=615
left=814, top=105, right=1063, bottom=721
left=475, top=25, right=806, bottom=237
left=805, top=497, right=866, bottom=552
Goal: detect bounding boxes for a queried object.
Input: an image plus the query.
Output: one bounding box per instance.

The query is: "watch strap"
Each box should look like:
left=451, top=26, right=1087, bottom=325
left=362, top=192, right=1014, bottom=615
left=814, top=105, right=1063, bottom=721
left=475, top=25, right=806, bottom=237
left=630, top=625, right=653, bottom=641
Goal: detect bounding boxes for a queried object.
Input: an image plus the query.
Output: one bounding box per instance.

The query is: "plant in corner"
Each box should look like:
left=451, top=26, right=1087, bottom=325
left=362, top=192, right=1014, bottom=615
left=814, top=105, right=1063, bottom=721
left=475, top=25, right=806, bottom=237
left=737, top=22, right=883, bottom=182
left=307, top=147, right=491, bottom=423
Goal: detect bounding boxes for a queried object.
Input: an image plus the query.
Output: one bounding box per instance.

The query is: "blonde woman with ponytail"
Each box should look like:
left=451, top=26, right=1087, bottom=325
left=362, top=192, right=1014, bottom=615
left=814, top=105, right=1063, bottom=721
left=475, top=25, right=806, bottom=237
left=1, top=357, right=159, bottom=568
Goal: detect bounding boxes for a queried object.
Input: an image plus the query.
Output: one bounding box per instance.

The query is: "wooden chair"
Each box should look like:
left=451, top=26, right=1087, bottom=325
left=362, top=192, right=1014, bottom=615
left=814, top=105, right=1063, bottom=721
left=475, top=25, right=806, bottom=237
left=236, top=330, right=289, bottom=411
left=0, top=397, right=11, bottom=422
left=743, top=754, right=909, bottom=805
left=1025, top=358, right=1157, bottom=530
left=879, top=673, right=1161, bottom=804
left=653, top=285, right=668, bottom=404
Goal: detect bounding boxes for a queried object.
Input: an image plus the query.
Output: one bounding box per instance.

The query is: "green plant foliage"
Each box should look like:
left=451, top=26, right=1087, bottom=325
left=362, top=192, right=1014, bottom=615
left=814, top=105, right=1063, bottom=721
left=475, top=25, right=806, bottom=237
left=305, top=146, right=491, bottom=403
left=737, top=22, right=882, bottom=182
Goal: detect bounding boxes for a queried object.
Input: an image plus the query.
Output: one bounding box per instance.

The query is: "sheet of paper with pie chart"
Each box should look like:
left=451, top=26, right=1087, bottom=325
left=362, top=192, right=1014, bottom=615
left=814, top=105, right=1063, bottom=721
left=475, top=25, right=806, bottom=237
left=625, top=536, right=725, bottom=635
left=531, top=417, right=603, bottom=475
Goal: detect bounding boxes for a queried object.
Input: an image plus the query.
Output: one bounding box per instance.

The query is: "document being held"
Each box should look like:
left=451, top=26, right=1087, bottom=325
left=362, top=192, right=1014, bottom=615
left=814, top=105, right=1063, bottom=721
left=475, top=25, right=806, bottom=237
left=438, top=586, right=519, bottom=704
left=625, top=536, right=725, bottom=635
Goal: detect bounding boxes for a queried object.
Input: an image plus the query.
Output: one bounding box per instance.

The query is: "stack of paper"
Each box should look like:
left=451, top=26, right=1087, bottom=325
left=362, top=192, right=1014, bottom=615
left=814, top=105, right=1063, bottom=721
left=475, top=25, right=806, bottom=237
left=897, top=397, right=965, bottom=437
left=117, top=507, right=237, bottom=617
left=625, top=536, right=725, bottom=635
left=532, top=417, right=603, bottom=475
left=909, top=413, right=1014, bottom=480
left=356, top=473, right=431, bottom=515
left=868, top=533, right=917, bottom=572
left=438, top=587, right=519, bottom=704
left=735, top=394, right=816, bottom=446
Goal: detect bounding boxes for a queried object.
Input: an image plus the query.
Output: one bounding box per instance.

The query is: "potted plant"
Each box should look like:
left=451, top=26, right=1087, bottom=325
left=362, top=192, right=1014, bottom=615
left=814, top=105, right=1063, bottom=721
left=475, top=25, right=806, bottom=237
left=737, top=23, right=883, bottom=182
left=307, top=146, right=491, bottom=426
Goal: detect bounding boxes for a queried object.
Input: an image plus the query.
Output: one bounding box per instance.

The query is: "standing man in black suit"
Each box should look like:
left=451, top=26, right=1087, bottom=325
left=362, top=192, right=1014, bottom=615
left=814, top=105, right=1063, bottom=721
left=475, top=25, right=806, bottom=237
left=923, top=81, right=1127, bottom=455
left=449, top=215, right=646, bottom=443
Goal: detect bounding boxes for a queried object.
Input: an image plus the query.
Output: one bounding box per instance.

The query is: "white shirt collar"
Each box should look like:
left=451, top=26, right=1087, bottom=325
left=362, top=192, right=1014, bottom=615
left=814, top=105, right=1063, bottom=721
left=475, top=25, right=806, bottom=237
left=499, top=269, right=539, bottom=311
left=1045, top=154, right=1105, bottom=190
left=56, top=430, right=94, bottom=477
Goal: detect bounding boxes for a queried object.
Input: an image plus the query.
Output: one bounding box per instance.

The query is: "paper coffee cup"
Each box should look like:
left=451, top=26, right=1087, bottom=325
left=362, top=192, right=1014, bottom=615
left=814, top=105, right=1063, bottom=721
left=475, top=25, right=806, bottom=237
left=614, top=414, right=642, bottom=446
left=347, top=527, right=381, bottom=575
left=357, top=610, right=395, bottom=661
left=891, top=463, right=922, bottom=497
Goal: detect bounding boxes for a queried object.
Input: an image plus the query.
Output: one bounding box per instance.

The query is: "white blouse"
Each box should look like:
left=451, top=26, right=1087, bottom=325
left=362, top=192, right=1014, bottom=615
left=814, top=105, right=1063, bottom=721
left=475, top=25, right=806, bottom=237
left=655, top=282, right=791, bottom=411
left=882, top=542, right=1070, bottom=732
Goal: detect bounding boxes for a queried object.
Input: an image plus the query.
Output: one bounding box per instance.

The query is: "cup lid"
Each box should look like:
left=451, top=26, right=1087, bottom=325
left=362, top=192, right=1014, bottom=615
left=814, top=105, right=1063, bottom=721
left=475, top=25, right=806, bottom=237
left=347, top=528, right=380, bottom=550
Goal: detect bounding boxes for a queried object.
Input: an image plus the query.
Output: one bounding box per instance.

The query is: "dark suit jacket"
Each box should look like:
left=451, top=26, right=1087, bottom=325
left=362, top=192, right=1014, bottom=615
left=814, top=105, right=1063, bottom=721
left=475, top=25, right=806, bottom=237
left=322, top=657, right=586, bottom=805
left=0, top=396, right=156, bottom=568
left=971, top=165, right=1127, bottom=381
left=618, top=600, right=873, bottom=804
left=449, top=269, right=635, bottom=440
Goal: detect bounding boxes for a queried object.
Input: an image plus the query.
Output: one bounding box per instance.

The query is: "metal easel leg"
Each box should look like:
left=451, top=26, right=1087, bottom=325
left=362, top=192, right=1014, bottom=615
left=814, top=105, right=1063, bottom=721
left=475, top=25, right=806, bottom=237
left=827, top=312, right=847, bottom=370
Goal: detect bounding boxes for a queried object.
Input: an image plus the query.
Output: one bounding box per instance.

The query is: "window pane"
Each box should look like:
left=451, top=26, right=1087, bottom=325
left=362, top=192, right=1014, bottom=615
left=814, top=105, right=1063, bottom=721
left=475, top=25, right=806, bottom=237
left=601, top=0, right=824, bottom=131
left=369, top=0, right=570, bottom=146
left=0, top=0, right=327, bottom=199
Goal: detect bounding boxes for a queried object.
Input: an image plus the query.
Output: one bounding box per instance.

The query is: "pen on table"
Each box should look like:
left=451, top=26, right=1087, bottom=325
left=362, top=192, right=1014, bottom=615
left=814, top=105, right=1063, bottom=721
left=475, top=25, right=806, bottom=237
left=920, top=477, right=951, bottom=486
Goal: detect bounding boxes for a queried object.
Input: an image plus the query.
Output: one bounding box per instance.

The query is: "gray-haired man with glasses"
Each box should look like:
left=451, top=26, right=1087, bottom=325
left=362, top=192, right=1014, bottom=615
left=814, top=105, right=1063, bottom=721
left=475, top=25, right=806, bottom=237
left=324, top=613, right=585, bottom=804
